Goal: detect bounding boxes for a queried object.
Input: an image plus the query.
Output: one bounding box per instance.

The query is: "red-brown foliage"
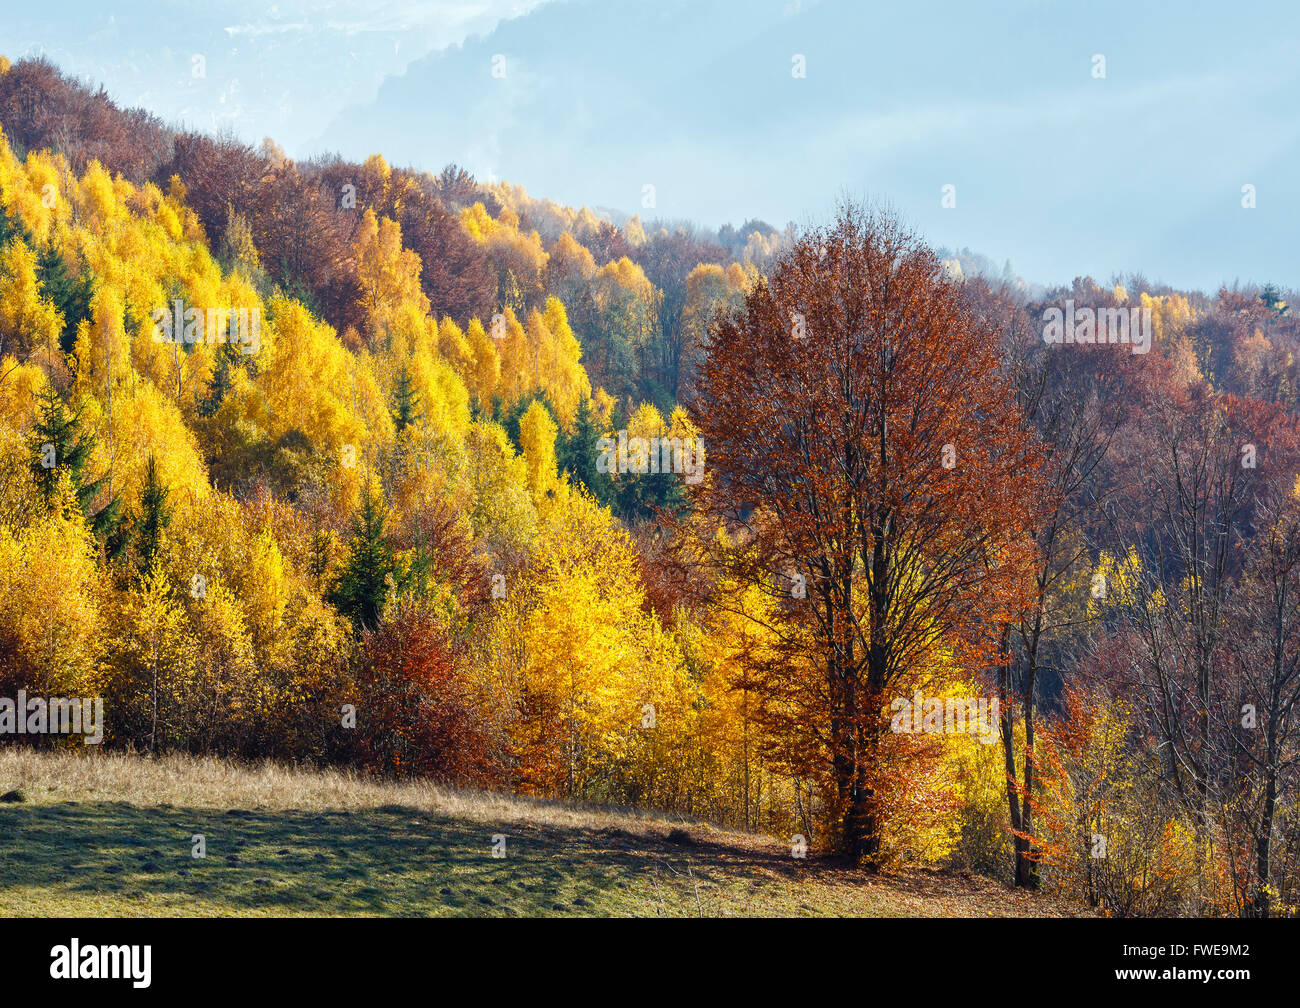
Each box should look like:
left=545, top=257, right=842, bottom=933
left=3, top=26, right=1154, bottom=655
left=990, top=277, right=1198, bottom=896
left=689, top=201, right=1048, bottom=864
left=353, top=605, right=503, bottom=785
left=0, top=58, right=172, bottom=180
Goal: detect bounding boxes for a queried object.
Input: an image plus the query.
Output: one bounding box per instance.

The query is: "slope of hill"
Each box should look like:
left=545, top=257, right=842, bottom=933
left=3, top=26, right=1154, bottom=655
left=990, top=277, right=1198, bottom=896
left=0, top=751, right=1086, bottom=918
left=307, top=0, right=1300, bottom=289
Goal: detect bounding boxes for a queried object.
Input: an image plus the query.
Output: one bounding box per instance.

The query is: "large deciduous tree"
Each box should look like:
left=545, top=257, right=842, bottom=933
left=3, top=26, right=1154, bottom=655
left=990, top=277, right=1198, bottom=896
left=986, top=280, right=1145, bottom=889
left=691, top=202, right=1045, bottom=865
left=1114, top=377, right=1300, bottom=912
left=1226, top=495, right=1300, bottom=916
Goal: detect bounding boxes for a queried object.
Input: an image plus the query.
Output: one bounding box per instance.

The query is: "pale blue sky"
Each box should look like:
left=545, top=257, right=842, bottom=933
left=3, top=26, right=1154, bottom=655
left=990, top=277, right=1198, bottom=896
left=4, top=0, right=1298, bottom=291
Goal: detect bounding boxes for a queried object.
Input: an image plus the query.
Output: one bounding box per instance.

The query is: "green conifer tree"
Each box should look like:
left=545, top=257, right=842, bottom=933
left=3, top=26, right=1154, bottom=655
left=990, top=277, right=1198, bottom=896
left=35, top=243, right=94, bottom=355
left=330, top=481, right=397, bottom=631
left=29, top=386, right=123, bottom=543
left=132, top=454, right=171, bottom=578
left=392, top=366, right=420, bottom=433
left=557, top=397, right=613, bottom=505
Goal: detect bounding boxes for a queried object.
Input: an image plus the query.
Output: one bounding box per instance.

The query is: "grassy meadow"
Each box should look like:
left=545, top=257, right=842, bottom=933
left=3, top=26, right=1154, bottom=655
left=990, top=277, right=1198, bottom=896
left=0, top=750, right=1083, bottom=917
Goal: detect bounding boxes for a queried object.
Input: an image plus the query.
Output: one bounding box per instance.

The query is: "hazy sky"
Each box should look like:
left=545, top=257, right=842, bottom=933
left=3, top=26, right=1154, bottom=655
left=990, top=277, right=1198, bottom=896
left=1, top=0, right=547, bottom=145
left=4, top=0, right=1298, bottom=292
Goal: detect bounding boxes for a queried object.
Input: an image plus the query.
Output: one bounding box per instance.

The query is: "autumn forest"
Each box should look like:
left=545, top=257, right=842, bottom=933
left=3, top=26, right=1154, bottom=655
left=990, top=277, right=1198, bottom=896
left=0, top=51, right=1298, bottom=923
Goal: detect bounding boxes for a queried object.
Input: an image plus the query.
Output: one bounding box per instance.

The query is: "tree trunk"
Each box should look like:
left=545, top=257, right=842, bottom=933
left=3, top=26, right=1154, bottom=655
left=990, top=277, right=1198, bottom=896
left=846, top=715, right=883, bottom=869
left=1254, top=742, right=1277, bottom=918
left=997, top=626, right=1038, bottom=888
left=1018, top=659, right=1040, bottom=890
left=150, top=649, right=158, bottom=756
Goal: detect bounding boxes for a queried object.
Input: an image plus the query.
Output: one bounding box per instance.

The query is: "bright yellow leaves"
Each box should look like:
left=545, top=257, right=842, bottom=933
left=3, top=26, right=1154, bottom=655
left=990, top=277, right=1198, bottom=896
left=98, top=379, right=209, bottom=507
left=0, top=238, right=62, bottom=367
left=1081, top=546, right=1142, bottom=618
left=241, top=527, right=290, bottom=655
left=440, top=298, right=592, bottom=430
left=539, top=298, right=591, bottom=429
left=1140, top=291, right=1196, bottom=345
left=260, top=294, right=379, bottom=453
left=463, top=317, right=500, bottom=409
left=435, top=316, right=472, bottom=373
left=72, top=285, right=131, bottom=400
left=459, top=201, right=498, bottom=243
left=463, top=421, right=537, bottom=553
left=1140, top=291, right=1202, bottom=386
left=406, top=347, right=471, bottom=444
left=507, top=488, right=652, bottom=795
left=0, top=504, right=103, bottom=696
left=518, top=399, right=560, bottom=501
left=592, top=256, right=656, bottom=318
left=0, top=353, right=47, bottom=431
left=495, top=307, right=530, bottom=402
left=0, top=144, right=65, bottom=245
left=353, top=208, right=430, bottom=347
left=460, top=200, right=549, bottom=309
left=683, top=261, right=750, bottom=342
left=77, top=161, right=122, bottom=233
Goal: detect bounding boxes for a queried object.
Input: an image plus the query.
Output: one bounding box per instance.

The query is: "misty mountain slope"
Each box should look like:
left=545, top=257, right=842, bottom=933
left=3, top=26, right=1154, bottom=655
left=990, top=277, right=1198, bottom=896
left=309, top=0, right=1300, bottom=289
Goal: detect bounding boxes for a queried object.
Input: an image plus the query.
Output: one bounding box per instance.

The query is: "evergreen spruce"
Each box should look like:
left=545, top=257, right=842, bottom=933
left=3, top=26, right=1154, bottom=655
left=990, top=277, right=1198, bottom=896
left=330, top=481, right=396, bottom=631
left=392, top=366, right=420, bottom=433
left=557, top=397, right=613, bottom=505
left=0, top=208, right=31, bottom=249
left=132, top=454, right=171, bottom=577
left=35, top=243, right=94, bottom=355
left=199, top=341, right=240, bottom=418
left=29, top=385, right=124, bottom=543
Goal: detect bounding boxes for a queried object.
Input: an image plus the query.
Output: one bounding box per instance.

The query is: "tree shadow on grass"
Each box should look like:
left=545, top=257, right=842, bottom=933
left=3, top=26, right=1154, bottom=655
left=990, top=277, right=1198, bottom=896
left=0, top=801, right=796, bottom=917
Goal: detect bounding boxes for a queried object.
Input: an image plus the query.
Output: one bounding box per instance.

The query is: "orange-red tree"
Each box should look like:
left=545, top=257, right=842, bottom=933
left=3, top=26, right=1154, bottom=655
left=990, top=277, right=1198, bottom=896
left=354, top=604, right=502, bottom=784
left=690, top=202, right=1045, bottom=865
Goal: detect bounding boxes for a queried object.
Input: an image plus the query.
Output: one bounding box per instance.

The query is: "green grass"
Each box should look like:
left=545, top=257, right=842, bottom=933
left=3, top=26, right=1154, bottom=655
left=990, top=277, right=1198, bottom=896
left=0, top=750, right=1085, bottom=917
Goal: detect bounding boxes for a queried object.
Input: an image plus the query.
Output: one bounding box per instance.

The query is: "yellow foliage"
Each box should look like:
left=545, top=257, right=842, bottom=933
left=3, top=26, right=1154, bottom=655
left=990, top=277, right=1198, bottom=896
left=260, top=294, right=374, bottom=453
left=464, top=317, right=501, bottom=408
left=518, top=399, right=560, bottom=500
left=0, top=238, right=62, bottom=359
left=0, top=502, right=104, bottom=695
left=98, top=379, right=209, bottom=506
left=1140, top=291, right=1197, bottom=346
left=353, top=208, right=430, bottom=344
left=463, top=421, right=537, bottom=553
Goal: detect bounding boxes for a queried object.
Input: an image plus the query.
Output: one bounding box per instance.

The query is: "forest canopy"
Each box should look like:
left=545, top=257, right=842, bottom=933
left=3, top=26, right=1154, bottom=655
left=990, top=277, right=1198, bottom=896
left=2, top=54, right=1299, bottom=919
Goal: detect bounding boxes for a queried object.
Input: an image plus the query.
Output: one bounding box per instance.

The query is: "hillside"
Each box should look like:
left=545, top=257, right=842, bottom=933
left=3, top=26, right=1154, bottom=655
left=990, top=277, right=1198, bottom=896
left=0, top=751, right=1085, bottom=918
left=1, top=44, right=1299, bottom=920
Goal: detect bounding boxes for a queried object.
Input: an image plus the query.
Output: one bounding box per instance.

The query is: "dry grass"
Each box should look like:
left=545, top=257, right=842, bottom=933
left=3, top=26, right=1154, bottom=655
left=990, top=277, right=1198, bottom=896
left=0, top=749, right=1089, bottom=918
left=0, top=748, right=697, bottom=833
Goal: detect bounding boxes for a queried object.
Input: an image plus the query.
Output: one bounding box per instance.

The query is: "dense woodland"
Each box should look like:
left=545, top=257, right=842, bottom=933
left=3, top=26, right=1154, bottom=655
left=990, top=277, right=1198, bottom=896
left=2, top=57, right=1299, bottom=917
